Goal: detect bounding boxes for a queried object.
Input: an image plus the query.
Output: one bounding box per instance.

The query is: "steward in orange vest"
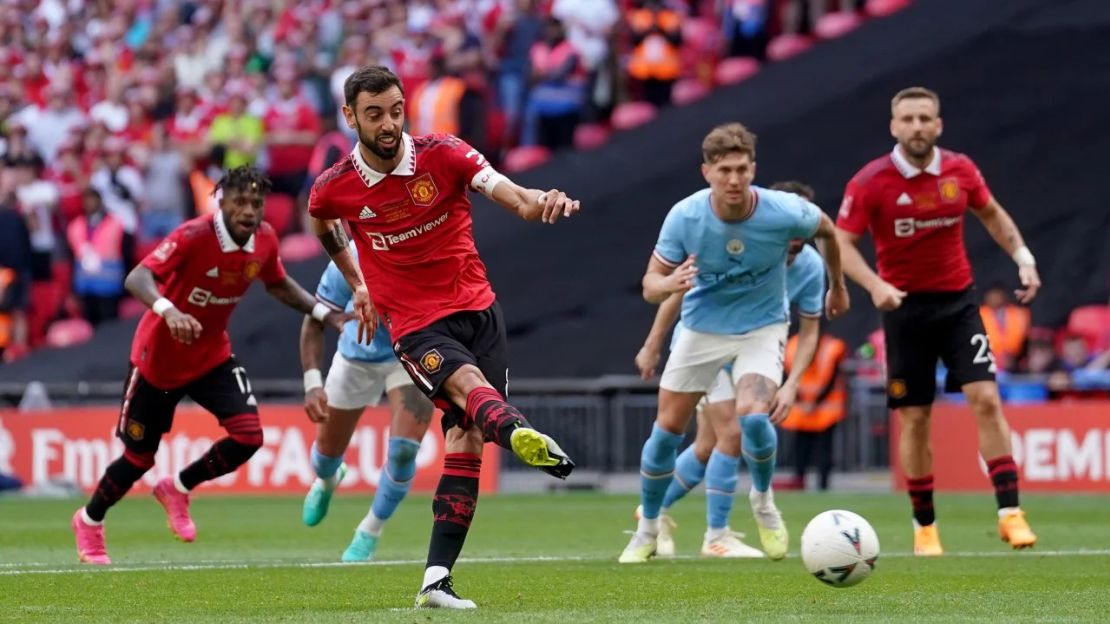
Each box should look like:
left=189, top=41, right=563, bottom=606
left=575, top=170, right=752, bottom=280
left=782, top=334, right=848, bottom=433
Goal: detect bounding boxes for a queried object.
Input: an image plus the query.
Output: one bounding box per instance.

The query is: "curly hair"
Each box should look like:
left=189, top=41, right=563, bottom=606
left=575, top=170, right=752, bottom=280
left=213, top=165, right=272, bottom=197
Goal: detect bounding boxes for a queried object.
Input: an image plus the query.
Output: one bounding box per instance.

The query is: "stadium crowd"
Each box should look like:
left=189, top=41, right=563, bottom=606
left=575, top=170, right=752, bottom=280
left=0, top=0, right=1106, bottom=397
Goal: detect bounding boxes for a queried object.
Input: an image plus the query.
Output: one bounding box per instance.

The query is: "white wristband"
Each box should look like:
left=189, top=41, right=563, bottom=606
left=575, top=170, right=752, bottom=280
left=1012, top=246, right=1036, bottom=267
left=311, top=302, right=331, bottom=322
left=152, top=297, right=175, bottom=317
left=303, top=369, right=323, bottom=392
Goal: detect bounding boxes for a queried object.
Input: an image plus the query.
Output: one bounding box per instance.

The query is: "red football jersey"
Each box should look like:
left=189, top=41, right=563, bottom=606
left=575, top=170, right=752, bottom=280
left=308, top=133, right=496, bottom=338
left=837, top=147, right=992, bottom=293
left=131, top=213, right=286, bottom=388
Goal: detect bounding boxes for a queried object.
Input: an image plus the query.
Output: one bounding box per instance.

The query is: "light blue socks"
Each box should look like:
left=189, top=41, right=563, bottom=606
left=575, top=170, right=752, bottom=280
left=740, top=413, right=777, bottom=492
left=639, top=424, right=685, bottom=520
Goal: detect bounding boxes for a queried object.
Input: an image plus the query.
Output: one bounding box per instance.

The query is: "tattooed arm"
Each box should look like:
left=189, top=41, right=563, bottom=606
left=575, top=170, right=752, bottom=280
left=971, top=197, right=1041, bottom=303
left=310, top=217, right=376, bottom=343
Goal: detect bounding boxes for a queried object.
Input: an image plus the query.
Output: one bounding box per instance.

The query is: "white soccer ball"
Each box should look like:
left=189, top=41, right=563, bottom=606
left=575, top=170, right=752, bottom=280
left=800, top=509, right=880, bottom=588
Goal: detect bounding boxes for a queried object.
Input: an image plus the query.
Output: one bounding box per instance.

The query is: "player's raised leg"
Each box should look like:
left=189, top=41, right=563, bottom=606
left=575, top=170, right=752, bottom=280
left=963, top=381, right=1036, bottom=548
left=73, top=367, right=178, bottom=564
left=344, top=382, right=433, bottom=561
left=161, top=359, right=265, bottom=542
left=303, top=405, right=359, bottom=527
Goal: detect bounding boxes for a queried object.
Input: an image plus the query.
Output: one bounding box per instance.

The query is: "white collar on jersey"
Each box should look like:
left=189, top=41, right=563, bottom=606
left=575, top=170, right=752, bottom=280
left=891, top=145, right=942, bottom=178
left=350, top=133, right=416, bottom=188
left=213, top=211, right=256, bottom=253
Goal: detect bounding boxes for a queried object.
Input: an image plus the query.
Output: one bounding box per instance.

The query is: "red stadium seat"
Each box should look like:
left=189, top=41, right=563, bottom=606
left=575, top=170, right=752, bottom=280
left=766, top=34, right=814, bottom=62
left=671, top=79, right=711, bottom=106
left=45, top=318, right=94, bottom=349
left=27, top=281, right=62, bottom=347
left=118, top=297, right=147, bottom=319
left=279, top=233, right=322, bottom=262
left=713, top=57, right=760, bottom=86
left=263, top=194, right=296, bottom=237
left=814, top=11, right=865, bottom=40
left=573, top=123, right=611, bottom=151
left=610, top=101, right=657, bottom=131
left=866, top=0, right=912, bottom=18
left=503, top=145, right=551, bottom=173
left=1067, top=305, right=1110, bottom=351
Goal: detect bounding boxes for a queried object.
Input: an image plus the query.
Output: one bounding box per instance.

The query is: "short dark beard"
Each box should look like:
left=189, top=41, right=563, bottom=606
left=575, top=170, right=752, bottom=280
left=355, top=120, right=400, bottom=160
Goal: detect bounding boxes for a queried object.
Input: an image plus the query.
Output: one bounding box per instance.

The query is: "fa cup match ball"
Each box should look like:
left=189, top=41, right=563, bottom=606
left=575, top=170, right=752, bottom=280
left=800, top=509, right=880, bottom=588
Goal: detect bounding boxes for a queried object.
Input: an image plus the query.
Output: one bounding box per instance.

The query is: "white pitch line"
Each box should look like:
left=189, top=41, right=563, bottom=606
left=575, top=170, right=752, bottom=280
left=3, top=549, right=1109, bottom=576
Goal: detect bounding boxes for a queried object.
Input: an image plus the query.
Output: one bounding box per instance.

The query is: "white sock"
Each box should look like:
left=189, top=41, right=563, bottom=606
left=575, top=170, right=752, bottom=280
left=321, top=473, right=341, bottom=491
left=422, top=565, right=449, bottom=589
left=998, top=506, right=1020, bottom=518
left=637, top=515, right=660, bottom=536
left=80, top=507, right=103, bottom=526
left=173, top=472, right=191, bottom=494
left=358, top=511, right=385, bottom=537
left=750, top=487, right=773, bottom=509
left=705, top=526, right=728, bottom=541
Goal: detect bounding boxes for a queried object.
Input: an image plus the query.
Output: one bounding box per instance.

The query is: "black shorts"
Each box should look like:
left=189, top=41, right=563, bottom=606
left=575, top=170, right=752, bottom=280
left=394, top=302, right=508, bottom=433
left=882, top=288, right=996, bottom=408
left=116, top=357, right=259, bottom=453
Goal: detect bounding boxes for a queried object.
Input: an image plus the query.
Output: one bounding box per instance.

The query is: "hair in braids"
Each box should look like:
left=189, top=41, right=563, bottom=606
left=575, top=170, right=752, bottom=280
left=213, top=165, right=273, bottom=198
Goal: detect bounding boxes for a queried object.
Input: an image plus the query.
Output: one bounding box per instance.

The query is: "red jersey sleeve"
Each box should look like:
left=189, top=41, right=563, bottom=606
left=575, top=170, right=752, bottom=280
left=141, top=226, right=193, bottom=281
left=963, top=156, right=993, bottom=209
left=307, top=176, right=340, bottom=220
left=836, top=175, right=874, bottom=236
left=437, top=135, right=493, bottom=189
left=258, top=226, right=287, bottom=286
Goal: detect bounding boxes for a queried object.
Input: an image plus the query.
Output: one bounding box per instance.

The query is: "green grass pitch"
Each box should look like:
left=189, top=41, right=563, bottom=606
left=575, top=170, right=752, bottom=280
left=2, top=492, right=1109, bottom=622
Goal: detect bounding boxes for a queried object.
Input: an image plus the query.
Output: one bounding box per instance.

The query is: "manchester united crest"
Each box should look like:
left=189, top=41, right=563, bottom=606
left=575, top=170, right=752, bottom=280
left=406, top=174, right=439, bottom=206
left=420, top=349, right=444, bottom=373
left=125, top=419, right=145, bottom=441
left=938, top=178, right=960, bottom=202
left=244, top=260, right=262, bottom=280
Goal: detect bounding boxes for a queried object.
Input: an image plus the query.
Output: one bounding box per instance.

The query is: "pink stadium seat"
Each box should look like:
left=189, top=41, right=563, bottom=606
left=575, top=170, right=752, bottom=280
left=610, top=101, right=657, bottom=131
left=866, top=0, right=912, bottom=18
left=118, top=297, right=147, bottom=319
left=503, top=145, right=551, bottom=173
left=45, top=318, right=94, bottom=349
left=1067, top=305, right=1110, bottom=351
left=671, top=78, right=711, bottom=105
left=815, top=11, right=865, bottom=40
left=279, top=233, right=322, bottom=262
left=713, top=57, right=760, bottom=86
left=573, top=123, right=611, bottom=151
left=766, top=34, right=814, bottom=62
left=263, top=194, right=296, bottom=237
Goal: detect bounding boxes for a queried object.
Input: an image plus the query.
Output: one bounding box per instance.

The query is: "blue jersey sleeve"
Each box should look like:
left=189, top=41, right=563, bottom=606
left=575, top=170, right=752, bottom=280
left=653, top=206, right=687, bottom=267
left=786, top=197, right=822, bottom=240
left=795, top=263, right=825, bottom=317
left=315, top=261, right=353, bottom=311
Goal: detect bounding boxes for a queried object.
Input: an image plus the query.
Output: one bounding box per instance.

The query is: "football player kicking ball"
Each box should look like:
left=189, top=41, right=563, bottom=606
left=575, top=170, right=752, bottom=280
left=72, top=167, right=345, bottom=564
left=308, top=65, right=579, bottom=609
left=634, top=181, right=827, bottom=559
left=620, top=124, right=849, bottom=564
left=299, top=243, right=436, bottom=563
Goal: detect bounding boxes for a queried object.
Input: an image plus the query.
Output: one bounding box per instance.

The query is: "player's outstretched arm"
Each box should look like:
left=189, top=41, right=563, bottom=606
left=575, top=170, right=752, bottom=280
left=771, top=316, right=820, bottom=423
left=812, top=214, right=849, bottom=318
left=642, top=254, right=697, bottom=304
left=833, top=227, right=906, bottom=312
left=124, top=265, right=202, bottom=344
left=299, top=315, right=329, bottom=423
left=310, top=216, right=376, bottom=343
left=971, top=197, right=1041, bottom=303
left=635, top=293, right=682, bottom=379
left=265, top=275, right=346, bottom=332
left=485, top=175, right=580, bottom=224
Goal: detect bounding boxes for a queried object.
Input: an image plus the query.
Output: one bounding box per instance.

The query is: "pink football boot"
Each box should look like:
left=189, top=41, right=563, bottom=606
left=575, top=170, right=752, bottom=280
left=72, top=508, right=111, bottom=565
left=153, top=477, right=197, bottom=542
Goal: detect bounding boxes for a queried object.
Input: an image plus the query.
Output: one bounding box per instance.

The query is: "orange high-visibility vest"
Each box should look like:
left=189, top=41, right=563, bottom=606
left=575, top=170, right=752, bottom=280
left=189, top=170, right=219, bottom=215
left=979, top=305, right=1030, bottom=366
left=628, top=9, right=683, bottom=81
left=781, top=335, right=848, bottom=433
left=410, top=77, right=466, bottom=137
left=67, top=213, right=126, bottom=297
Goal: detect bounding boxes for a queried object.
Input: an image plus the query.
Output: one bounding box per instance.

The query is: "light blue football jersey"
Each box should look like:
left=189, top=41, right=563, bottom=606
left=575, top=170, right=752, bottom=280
left=315, top=247, right=396, bottom=363
left=787, top=244, right=825, bottom=318
left=654, top=186, right=822, bottom=336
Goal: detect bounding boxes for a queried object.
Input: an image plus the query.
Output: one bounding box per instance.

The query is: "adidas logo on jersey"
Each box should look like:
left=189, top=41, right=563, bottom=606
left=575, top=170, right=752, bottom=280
left=359, top=206, right=377, bottom=220
left=896, top=192, right=913, bottom=206
left=206, top=267, right=219, bottom=278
